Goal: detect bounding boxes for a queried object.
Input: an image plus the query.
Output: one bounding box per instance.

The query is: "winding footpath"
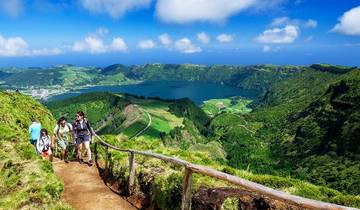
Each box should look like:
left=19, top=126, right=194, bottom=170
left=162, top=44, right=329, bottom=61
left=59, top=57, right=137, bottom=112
left=53, top=159, right=136, bottom=210
left=133, top=108, right=152, bottom=138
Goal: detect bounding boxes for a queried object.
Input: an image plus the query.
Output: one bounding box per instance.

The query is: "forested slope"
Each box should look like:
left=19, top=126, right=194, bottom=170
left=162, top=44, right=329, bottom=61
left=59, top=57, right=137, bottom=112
left=210, top=65, right=360, bottom=195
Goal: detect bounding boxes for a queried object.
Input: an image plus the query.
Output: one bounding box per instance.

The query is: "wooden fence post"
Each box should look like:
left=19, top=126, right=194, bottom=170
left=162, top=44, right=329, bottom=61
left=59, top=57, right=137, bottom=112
left=128, top=152, right=136, bottom=194
left=94, top=142, right=98, bottom=162
left=181, top=167, right=192, bottom=210
left=105, top=146, right=109, bottom=171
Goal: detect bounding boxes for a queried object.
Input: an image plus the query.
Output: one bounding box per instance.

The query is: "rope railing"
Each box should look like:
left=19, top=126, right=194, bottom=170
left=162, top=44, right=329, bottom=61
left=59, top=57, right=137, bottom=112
left=94, top=134, right=356, bottom=210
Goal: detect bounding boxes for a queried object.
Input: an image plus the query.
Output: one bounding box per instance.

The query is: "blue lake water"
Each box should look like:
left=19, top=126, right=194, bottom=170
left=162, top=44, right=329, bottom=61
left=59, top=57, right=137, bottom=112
left=48, top=81, right=259, bottom=105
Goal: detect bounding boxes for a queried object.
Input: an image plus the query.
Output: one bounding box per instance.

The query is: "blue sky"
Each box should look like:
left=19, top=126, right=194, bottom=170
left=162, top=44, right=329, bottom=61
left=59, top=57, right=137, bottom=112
left=0, top=0, right=359, bottom=67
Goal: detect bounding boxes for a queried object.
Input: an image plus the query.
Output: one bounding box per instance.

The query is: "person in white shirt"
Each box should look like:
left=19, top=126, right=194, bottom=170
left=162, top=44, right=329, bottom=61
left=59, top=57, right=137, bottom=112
left=36, top=129, right=53, bottom=161
left=53, top=117, right=73, bottom=163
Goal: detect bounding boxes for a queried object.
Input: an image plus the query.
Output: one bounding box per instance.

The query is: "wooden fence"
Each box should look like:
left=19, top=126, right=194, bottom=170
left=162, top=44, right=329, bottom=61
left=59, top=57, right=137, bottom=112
left=94, top=134, right=356, bottom=210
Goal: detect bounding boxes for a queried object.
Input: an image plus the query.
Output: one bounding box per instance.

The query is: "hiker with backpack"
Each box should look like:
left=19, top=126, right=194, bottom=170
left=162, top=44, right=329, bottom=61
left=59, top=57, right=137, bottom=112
left=53, top=117, right=73, bottom=163
left=73, top=111, right=95, bottom=166
left=36, top=129, right=53, bottom=161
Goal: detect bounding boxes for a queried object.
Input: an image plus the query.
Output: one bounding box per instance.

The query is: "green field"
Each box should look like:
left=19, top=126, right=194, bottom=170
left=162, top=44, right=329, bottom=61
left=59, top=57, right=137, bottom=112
left=201, top=96, right=252, bottom=117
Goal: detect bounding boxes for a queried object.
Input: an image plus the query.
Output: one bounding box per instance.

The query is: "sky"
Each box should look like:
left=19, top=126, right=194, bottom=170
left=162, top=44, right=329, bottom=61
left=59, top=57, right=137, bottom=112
left=0, top=0, right=360, bottom=67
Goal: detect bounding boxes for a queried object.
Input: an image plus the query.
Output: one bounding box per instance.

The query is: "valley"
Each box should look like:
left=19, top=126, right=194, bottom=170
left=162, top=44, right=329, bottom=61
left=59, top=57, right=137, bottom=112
left=0, top=64, right=298, bottom=102
left=1, top=63, right=359, bottom=209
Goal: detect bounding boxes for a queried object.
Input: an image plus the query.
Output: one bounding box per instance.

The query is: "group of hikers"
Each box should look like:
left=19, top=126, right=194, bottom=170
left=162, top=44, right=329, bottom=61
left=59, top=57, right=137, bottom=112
left=28, top=111, right=95, bottom=166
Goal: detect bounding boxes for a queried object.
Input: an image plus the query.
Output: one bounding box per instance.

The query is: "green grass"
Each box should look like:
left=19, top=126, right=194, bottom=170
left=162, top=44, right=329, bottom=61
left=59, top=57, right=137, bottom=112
left=0, top=92, right=72, bottom=209
left=201, top=97, right=252, bottom=117
left=121, top=121, right=145, bottom=137
left=96, top=135, right=360, bottom=209
left=148, top=115, right=171, bottom=133
left=129, top=97, right=184, bottom=129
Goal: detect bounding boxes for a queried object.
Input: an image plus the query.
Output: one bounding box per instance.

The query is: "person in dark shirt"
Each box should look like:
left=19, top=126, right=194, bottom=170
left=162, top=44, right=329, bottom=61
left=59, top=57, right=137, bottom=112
left=73, top=111, right=95, bottom=166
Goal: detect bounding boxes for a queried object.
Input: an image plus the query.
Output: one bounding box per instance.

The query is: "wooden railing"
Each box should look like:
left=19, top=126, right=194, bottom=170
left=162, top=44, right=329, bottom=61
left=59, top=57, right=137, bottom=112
left=94, top=134, right=356, bottom=210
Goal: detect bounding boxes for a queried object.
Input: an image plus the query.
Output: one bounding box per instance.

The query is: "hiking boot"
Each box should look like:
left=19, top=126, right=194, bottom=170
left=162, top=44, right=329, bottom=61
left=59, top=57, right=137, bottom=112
left=79, top=159, right=83, bottom=164
left=88, top=160, right=93, bottom=167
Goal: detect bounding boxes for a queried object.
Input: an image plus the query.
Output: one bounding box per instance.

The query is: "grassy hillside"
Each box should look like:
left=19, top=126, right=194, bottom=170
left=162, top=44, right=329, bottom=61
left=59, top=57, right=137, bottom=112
left=0, top=92, right=70, bottom=209
left=96, top=135, right=360, bottom=209
left=46, top=92, right=131, bottom=129
left=125, top=64, right=305, bottom=92
left=46, top=88, right=360, bottom=208
left=211, top=66, right=360, bottom=195
left=46, top=93, right=190, bottom=141
left=3, top=65, right=101, bottom=88
left=273, top=70, right=360, bottom=194
left=39, top=63, right=360, bottom=208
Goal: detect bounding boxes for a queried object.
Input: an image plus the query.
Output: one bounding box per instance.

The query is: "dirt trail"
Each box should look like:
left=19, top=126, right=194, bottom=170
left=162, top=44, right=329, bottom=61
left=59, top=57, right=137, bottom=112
left=53, top=159, right=137, bottom=210
left=133, top=108, right=152, bottom=138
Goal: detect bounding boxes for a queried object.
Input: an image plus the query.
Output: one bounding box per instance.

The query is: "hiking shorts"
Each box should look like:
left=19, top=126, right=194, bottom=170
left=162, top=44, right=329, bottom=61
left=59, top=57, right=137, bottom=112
left=41, top=149, right=52, bottom=157
left=57, top=138, right=68, bottom=150
left=30, top=139, right=38, bottom=154
left=75, top=135, right=91, bottom=145
left=30, top=139, right=37, bottom=146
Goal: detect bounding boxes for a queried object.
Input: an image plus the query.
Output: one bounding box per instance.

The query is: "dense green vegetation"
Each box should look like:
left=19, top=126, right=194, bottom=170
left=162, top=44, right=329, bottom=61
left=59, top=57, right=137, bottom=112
left=124, top=64, right=304, bottom=92
left=271, top=70, right=360, bottom=194
left=0, top=92, right=71, bottom=209
left=95, top=135, right=360, bottom=209
left=46, top=92, right=131, bottom=130
left=46, top=66, right=360, bottom=208
left=2, top=63, right=360, bottom=209
left=310, top=64, right=357, bottom=74
left=1, top=65, right=102, bottom=88
left=209, top=66, right=360, bottom=196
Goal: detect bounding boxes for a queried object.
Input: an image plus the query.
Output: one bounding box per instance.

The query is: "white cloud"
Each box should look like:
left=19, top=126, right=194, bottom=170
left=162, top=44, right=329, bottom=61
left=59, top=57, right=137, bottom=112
left=73, top=36, right=107, bottom=54
left=158, top=33, right=172, bottom=47
left=256, top=25, right=299, bottom=44
left=262, top=45, right=271, bottom=52
left=0, top=34, right=28, bottom=56
left=80, top=0, right=152, bottom=19
left=174, top=38, right=201, bottom=53
left=156, top=0, right=262, bottom=24
left=197, top=32, right=210, bottom=44
left=72, top=29, right=128, bottom=53
left=0, top=34, right=62, bottom=57
left=332, top=6, right=360, bottom=36
left=72, top=41, right=87, bottom=52
left=271, top=17, right=317, bottom=28
left=304, top=19, right=317, bottom=28
left=81, top=0, right=284, bottom=23
left=111, top=37, right=128, bottom=51
left=85, top=36, right=107, bottom=53
left=0, top=0, right=24, bottom=18
left=270, top=17, right=292, bottom=27
left=216, top=34, right=234, bottom=43
left=137, top=39, right=156, bottom=49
